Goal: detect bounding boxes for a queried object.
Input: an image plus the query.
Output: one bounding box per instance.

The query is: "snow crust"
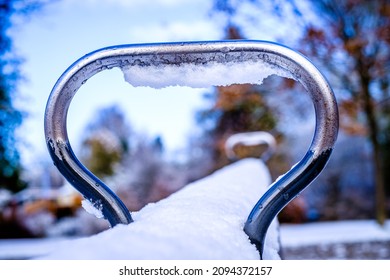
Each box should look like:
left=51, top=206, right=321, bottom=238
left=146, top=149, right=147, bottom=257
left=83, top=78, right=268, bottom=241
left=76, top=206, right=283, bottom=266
left=122, top=61, right=293, bottom=89
left=39, top=159, right=280, bottom=260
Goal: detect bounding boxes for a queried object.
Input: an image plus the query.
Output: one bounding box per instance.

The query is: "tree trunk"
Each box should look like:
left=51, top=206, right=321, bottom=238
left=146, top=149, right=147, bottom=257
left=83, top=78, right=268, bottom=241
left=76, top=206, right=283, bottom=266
left=360, top=63, right=387, bottom=225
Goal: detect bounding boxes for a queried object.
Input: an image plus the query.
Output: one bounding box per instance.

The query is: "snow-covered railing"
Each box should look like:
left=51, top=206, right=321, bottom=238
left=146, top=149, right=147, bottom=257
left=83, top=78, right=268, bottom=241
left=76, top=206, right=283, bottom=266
left=225, top=131, right=276, bottom=162
left=44, top=40, right=338, bottom=259
left=40, top=158, right=279, bottom=259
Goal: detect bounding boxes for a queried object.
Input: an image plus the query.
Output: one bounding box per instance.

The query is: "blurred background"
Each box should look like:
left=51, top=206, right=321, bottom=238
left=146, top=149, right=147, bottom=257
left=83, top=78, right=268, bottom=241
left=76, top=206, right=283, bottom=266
left=1, top=0, right=390, bottom=259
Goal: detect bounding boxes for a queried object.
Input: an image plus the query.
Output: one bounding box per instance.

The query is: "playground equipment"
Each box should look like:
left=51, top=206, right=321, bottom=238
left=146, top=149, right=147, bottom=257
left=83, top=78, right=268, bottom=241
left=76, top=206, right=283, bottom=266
left=44, top=40, right=338, bottom=259
left=225, top=131, right=277, bottom=162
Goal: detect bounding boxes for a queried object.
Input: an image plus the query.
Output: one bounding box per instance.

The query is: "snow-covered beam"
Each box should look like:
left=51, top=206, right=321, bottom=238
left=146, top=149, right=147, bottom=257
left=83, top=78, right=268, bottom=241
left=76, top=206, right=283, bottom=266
left=40, top=159, right=279, bottom=260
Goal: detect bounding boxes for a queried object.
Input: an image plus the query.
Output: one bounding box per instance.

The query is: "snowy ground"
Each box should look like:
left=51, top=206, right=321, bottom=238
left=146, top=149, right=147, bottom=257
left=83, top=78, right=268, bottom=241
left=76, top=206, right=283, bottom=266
left=0, top=237, right=71, bottom=260
left=1, top=220, right=389, bottom=260
left=280, top=220, right=390, bottom=259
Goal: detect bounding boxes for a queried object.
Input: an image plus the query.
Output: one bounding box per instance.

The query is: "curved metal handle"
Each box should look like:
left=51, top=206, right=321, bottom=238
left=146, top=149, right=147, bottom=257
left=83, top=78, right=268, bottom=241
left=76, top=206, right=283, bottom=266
left=45, top=40, right=338, bottom=255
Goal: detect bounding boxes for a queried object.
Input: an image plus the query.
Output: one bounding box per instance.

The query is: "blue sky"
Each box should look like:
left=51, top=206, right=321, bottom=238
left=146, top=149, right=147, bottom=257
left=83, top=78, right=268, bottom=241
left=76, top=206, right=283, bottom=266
left=11, top=0, right=226, bottom=168
left=10, top=0, right=294, bottom=171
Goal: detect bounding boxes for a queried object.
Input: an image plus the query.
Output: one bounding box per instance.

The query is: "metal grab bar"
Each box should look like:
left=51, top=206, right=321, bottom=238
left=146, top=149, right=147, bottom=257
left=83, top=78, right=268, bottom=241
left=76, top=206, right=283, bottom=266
left=44, top=40, right=338, bottom=258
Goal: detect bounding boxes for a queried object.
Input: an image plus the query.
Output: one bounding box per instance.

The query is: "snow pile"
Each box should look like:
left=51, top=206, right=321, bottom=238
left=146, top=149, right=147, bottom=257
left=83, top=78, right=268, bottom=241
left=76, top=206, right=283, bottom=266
left=122, top=61, right=293, bottom=88
left=39, top=159, right=279, bottom=260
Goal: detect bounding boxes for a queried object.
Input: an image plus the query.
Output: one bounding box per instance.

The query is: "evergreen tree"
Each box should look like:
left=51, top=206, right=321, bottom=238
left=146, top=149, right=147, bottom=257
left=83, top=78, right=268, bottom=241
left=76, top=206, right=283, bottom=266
left=0, top=1, right=44, bottom=192
left=80, top=105, right=131, bottom=178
